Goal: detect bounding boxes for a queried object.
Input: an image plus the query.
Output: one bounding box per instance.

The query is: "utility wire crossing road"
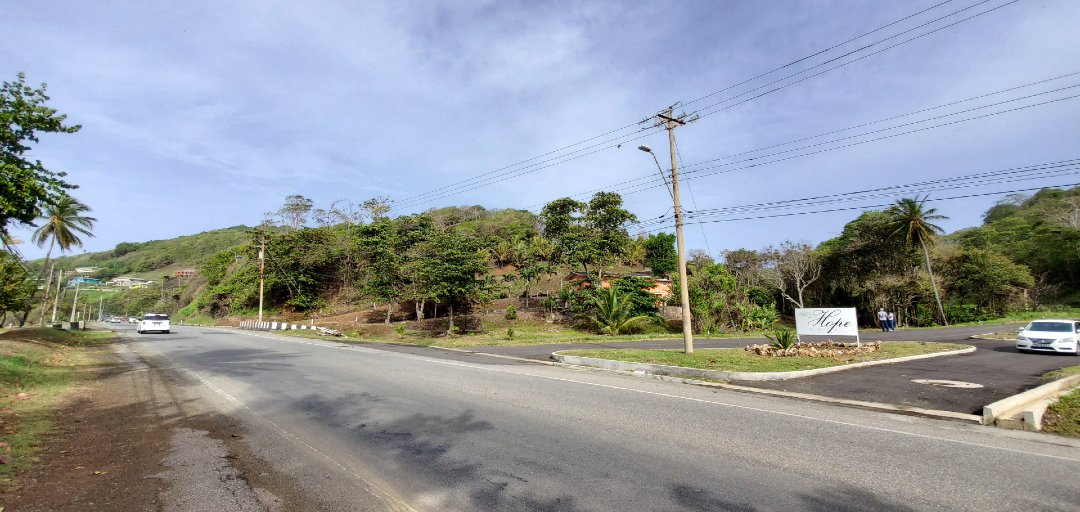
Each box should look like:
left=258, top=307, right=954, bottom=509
left=120, top=325, right=1080, bottom=511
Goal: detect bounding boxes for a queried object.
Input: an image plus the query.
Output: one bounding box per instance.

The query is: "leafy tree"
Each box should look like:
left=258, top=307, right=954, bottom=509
left=887, top=196, right=949, bottom=325
left=356, top=215, right=434, bottom=324
left=644, top=232, right=677, bottom=276
left=276, top=195, right=314, bottom=231
left=0, top=251, right=32, bottom=318
left=540, top=197, right=586, bottom=239
left=362, top=196, right=392, bottom=222
left=407, top=230, right=490, bottom=334
left=112, top=241, right=143, bottom=257
left=0, top=73, right=81, bottom=236
left=943, top=248, right=1033, bottom=316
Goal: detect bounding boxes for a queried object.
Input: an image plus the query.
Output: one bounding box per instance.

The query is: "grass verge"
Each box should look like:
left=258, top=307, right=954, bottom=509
left=559, top=341, right=970, bottom=373
left=1042, top=387, right=1080, bottom=437
left=1042, top=365, right=1080, bottom=380
left=0, top=327, right=114, bottom=485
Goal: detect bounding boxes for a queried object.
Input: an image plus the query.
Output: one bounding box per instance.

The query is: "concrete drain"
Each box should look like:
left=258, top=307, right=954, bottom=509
left=911, top=379, right=983, bottom=389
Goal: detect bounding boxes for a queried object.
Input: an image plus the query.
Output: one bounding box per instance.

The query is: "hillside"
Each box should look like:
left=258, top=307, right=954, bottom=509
left=28, top=225, right=256, bottom=281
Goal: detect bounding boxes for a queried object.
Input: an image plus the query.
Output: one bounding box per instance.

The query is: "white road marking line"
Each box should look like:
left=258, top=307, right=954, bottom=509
left=184, top=327, right=1080, bottom=463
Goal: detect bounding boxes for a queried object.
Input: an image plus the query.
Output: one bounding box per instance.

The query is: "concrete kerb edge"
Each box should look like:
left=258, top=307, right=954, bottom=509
left=551, top=345, right=977, bottom=381
left=547, top=360, right=981, bottom=422
left=983, top=374, right=1080, bottom=426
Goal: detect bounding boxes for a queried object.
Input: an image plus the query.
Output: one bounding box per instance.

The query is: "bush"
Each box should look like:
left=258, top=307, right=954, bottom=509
left=764, top=328, right=797, bottom=350
left=505, top=304, right=517, bottom=320
left=395, top=323, right=406, bottom=335
left=506, top=327, right=515, bottom=340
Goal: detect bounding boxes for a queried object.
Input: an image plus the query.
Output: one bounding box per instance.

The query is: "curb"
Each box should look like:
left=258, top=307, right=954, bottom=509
left=983, top=374, right=1080, bottom=427
left=546, top=360, right=981, bottom=423
left=551, top=345, right=976, bottom=381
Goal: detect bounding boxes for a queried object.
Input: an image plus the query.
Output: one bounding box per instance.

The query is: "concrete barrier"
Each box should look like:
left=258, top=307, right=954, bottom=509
left=982, top=374, right=1080, bottom=426
left=238, top=321, right=324, bottom=332
left=552, top=345, right=976, bottom=382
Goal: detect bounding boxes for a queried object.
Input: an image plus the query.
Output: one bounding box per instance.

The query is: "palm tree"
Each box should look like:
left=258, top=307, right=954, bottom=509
left=887, top=195, right=948, bottom=326
left=490, top=240, right=512, bottom=268
left=581, top=286, right=651, bottom=335
left=32, top=197, right=96, bottom=268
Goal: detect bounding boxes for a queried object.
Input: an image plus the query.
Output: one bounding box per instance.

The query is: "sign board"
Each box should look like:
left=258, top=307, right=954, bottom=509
left=795, top=308, right=859, bottom=338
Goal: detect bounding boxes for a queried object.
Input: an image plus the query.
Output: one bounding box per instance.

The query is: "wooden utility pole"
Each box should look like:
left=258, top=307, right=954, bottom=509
left=258, top=237, right=265, bottom=322
left=37, top=264, right=54, bottom=324
left=652, top=106, right=698, bottom=354
left=98, top=294, right=104, bottom=321
left=51, top=270, right=64, bottom=323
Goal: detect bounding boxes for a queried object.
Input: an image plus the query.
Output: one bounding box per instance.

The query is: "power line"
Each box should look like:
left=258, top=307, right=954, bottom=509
left=394, top=1, right=1016, bottom=212
left=527, top=72, right=1080, bottom=210
left=635, top=160, right=1080, bottom=229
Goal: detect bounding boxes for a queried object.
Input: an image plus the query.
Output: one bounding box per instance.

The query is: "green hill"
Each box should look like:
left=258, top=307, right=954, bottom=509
left=27, top=225, right=256, bottom=281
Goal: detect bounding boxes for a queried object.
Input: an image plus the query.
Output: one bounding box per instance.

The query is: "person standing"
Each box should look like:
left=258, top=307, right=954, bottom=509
left=887, top=311, right=896, bottom=331
left=878, top=308, right=888, bottom=332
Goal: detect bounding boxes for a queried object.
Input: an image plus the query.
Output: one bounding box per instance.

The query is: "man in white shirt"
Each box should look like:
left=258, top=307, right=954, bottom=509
left=878, top=308, right=888, bottom=332
left=887, top=311, right=896, bottom=331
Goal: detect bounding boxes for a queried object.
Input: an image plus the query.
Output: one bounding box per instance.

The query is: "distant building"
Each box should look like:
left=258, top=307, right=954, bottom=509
left=173, top=269, right=197, bottom=277
left=73, top=267, right=99, bottom=274
left=565, top=271, right=672, bottom=299
left=107, top=276, right=150, bottom=287
left=67, top=276, right=101, bottom=287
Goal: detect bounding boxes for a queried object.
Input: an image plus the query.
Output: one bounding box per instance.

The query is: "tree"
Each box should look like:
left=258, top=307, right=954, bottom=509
left=31, top=196, right=95, bottom=269
left=407, top=230, right=490, bottom=335
left=277, top=195, right=314, bottom=231
left=580, top=286, right=651, bottom=335
left=1, top=73, right=81, bottom=236
left=356, top=215, right=434, bottom=324
left=888, top=196, right=949, bottom=325
left=362, top=196, right=392, bottom=223
left=539, top=197, right=586, bottom=239
left=644, top=232, right=677, bottom=276
left=763, top=241, right=822, bottom=309
left=585, top=191, right=637, bottom=263
left=0, top=251, right=32, bottom=319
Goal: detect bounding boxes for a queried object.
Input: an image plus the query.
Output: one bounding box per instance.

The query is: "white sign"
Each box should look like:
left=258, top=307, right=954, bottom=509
left=795, top=308, right=859, bottom=337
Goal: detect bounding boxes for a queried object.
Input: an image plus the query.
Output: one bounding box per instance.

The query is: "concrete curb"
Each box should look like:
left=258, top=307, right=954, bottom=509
left=551, top=345, right=977, bottom=381
left=983, top=374, right=1080, bottom=426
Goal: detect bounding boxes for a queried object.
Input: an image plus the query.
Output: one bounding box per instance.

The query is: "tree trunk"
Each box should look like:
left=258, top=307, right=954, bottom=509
left=384, top=302, right=393, bottom=324
left=416, top=299, right=424, bottom=323
left=38, top=264, right=55, bottom=323
left=920, top=237, right=948, bottom=326
left=447, top=302, right=454, bottom=335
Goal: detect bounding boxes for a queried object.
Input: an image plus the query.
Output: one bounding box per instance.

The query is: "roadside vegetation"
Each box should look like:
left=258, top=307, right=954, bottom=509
left=560, top=342, right=970, bottom=373
left=1041, top=387, right=1080, bottom=437
left=0, top=328, right=114, bottom=485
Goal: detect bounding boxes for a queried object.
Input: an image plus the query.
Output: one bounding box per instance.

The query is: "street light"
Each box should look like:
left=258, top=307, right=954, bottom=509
left=638, top=146, right=672, bottom=197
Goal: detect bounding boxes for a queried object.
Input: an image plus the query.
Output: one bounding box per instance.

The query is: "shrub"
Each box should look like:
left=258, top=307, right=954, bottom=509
left=505, top=304, right=517, bottom=320
left=395, top=323, right=406, bottom=335
left=764, top=328, right=797, bottom=350
left=506, top=327, right=515, bottom=340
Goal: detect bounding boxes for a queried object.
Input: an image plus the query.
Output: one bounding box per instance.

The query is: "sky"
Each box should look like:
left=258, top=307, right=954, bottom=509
left=5, top=0, right=1080, bottom=261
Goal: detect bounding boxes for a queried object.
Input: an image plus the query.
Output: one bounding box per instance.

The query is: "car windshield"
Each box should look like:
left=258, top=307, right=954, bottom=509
left=143, top=315, right=169, bottom=321
left=1027, top=322, right=1073, bottom=333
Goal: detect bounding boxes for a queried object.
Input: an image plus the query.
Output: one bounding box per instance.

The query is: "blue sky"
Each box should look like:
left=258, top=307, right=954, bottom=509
left=6, top=0, right=1080, bottom=260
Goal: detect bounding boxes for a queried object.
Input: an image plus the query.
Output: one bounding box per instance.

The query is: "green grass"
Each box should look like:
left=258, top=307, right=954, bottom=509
left=559, top=341, right=970, bottom=373
left=0, top=328, right=115, bottom=485
left=1042, top=387, right=1080, bottom=437
left=1042, top=365, right=1080, bottom=380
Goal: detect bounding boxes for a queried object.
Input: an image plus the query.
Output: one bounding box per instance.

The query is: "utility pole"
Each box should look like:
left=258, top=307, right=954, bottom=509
left=651, top=106, right=698, bottom=354
left=258, top=236, right=265, bottom=323
left=69, top=279, right=81, bottom=322
left=51, top=271, right=64, bottom=323
left=98, top=294, right=104, bottom=321
left=37, top=264, right=54, bottom=325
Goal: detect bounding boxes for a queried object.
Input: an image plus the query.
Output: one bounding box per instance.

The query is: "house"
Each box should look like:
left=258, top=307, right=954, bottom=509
left=565, top=271, right=672, bottom=299
left=107, top=276, right=151, bottom=287
left=67, top=276, right=101, bottom=287
left=173, top=269, right=197, bottom=277
left=73, top=267, right=99, bottom=274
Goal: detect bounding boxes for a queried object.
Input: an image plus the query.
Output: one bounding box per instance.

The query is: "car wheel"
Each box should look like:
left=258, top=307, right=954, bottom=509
left=164, top=330, right=170, bottom=334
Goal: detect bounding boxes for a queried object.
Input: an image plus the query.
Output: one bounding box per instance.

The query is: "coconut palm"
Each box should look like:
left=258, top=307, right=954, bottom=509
left=580, top=285, right=651, bottom=335
left=530, top=236, right=553, bottom=262
left=490, top=240, right=513, bottom=268
left=887, top=195, right=948, bottom=325
left=31, top=197, right=96, bottom=268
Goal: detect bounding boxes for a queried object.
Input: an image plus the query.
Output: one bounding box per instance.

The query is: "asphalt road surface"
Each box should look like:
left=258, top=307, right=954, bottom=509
left=116, top=324, right=1080, bottom=511
left=448, top=323, right=1079, bottom=415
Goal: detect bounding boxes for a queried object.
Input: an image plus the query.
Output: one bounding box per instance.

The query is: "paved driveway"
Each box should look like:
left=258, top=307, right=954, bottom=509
left=373, top=323, right=1079, bottom=415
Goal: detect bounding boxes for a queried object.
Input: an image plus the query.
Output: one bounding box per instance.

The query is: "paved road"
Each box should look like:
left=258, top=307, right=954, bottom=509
left=433, top=323, right=1077, bottom=415
left=115, top=324, right=1080, bottom=511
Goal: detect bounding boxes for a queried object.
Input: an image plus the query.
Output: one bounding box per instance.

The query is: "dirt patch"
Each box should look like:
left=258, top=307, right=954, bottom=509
left=0, top=347, right=318, bottom=512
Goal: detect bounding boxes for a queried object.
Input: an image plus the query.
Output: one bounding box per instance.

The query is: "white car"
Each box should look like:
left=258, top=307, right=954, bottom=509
left=137, top=314, right=171, bottom=334
left=1016, top=319, right=1080, bottom=355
